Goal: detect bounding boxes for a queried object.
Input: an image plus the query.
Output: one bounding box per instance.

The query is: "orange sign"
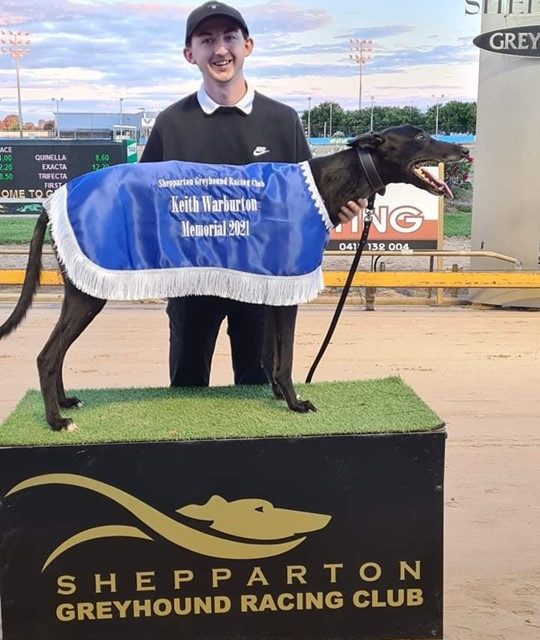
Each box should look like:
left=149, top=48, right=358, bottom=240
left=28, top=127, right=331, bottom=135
left=327, top=167, right=443, bottom=251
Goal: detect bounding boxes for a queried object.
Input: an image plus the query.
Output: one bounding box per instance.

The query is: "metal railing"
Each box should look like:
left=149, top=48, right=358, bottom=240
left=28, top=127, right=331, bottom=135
left=2, top=247, right=538, bottom=310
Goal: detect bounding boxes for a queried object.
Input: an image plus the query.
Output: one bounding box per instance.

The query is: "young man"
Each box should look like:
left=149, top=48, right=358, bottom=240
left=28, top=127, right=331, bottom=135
left=141, top=1, right=366, bottom=387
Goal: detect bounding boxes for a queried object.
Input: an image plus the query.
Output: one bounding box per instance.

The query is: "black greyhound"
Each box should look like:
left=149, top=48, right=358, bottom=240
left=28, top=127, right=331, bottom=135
left=0, top=125, right=468, bottom=431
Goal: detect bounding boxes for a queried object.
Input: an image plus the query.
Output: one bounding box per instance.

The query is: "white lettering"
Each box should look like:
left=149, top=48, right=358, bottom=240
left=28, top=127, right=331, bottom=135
left=530, top=32, right=540, bottom=47
left=34, top=154, right=67, bottom=161
left=390, top=206, right=423, bottom=234
left=466, top=0, right=540, bottom=14
left=489, top=30, right=540, bottom=51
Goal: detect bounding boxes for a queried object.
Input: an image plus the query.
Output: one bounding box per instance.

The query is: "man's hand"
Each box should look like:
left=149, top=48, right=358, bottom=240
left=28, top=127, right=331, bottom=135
left=338, top=198, right=368, bottom=224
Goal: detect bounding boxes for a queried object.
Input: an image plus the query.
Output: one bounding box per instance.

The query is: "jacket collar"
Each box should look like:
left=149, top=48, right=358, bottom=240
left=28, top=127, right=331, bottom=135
left=197, top=82, right=254, bottom=115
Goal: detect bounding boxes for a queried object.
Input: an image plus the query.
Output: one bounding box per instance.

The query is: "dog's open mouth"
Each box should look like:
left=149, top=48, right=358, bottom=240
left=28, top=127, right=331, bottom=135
left=410, top=163, right=453, bottom=198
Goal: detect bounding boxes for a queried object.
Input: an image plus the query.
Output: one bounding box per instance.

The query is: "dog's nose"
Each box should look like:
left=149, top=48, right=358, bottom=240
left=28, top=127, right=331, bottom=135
left=460, top=146, right=469, bottom=156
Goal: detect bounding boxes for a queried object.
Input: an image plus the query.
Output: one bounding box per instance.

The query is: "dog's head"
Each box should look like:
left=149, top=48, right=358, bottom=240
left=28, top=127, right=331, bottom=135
left=347, top=125, right=469, bottom=198
left=177, top=495, right=331, bottom=541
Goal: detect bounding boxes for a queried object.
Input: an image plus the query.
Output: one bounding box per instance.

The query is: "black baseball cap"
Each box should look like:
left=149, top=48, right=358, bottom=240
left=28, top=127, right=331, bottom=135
left=185, top=2, right=249, bottom=45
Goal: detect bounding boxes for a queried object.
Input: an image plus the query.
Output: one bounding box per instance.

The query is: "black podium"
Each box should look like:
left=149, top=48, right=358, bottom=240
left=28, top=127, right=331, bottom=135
left=0, top=428, right=445, bottom=640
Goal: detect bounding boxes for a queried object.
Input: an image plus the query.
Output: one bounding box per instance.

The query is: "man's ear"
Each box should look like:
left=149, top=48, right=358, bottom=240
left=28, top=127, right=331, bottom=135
left=347, top=132, right=384, bottom=149
left=183, top=47, right=196, bottom=64
left=244, top=36, right=254, bottom=57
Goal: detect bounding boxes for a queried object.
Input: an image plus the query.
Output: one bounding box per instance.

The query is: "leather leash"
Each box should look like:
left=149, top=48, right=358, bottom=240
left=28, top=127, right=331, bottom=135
left=306, top=147, right=383, bottom=383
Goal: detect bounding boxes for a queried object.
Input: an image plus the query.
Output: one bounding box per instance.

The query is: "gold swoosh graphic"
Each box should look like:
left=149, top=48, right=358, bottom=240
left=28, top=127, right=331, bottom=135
left=6, top=474, right=306, bottom=564
left=42, top=525, right=153, bottom=571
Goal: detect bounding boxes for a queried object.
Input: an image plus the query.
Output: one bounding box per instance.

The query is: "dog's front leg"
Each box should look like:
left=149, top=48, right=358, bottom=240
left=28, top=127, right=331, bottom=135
left=261, top=308, right=284, bottom=399
left=272, top=306, right=316, bottom=413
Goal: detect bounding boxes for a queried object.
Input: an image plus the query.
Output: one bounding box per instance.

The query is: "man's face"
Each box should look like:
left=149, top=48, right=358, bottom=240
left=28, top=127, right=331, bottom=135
left=184, top=16, right=253, bottom=85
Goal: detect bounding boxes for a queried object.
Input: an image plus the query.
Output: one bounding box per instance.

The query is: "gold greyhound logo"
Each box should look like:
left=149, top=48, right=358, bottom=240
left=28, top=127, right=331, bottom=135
left=5, top=474, right=331, bottom=571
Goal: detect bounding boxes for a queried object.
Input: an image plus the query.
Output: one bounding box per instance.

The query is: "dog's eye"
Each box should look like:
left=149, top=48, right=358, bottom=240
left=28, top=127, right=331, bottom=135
left=255, top=506, right=265, bottom=513
left=415, top=132, right=426, bottom=140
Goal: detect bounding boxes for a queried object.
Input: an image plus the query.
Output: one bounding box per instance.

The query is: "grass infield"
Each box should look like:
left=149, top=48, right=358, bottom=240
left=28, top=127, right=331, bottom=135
left=443, top=211, right=472, bottom=237
left=1, top=215, right=471, bottom=244
left=0, top=378, right=442, bottom=447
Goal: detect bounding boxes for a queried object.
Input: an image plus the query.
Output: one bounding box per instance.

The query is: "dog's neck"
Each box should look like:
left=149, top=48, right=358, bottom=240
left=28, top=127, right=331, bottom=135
left=308, top=148, right=384, bottom=225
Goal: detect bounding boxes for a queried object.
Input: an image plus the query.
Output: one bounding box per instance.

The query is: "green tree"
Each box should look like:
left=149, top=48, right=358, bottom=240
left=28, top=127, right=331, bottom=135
left=425, top=101, right=476, bottom=134
left=301, top=101, right=345, bottom=137
left=441, top=101, right=476, bottom=134
left=301, top=100, right=476, bottom=138
left=342, top=109, right=371, bottom=136
left=3, top=114, right=20, bottom=131
left=374, top=106, right=425, bottom=129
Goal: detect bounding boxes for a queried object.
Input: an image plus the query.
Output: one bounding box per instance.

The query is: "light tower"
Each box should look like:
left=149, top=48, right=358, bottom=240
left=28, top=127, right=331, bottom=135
left=307, top=96, right=312, bottom=139
left=1, top=30, right=31, bottom=138
left=349, top=38, right=373, bottom=111
left=431, top=94, right=445, bottom=137
left=51, top=97, right=64, bottom=138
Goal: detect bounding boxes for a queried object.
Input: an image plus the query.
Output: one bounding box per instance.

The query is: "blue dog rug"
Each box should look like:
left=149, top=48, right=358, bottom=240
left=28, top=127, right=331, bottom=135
left=44, top=160, right=332, bottom=305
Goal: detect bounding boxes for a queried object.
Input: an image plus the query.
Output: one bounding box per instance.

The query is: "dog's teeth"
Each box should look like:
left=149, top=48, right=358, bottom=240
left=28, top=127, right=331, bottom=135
left=414, top=166, right=453, bottom=198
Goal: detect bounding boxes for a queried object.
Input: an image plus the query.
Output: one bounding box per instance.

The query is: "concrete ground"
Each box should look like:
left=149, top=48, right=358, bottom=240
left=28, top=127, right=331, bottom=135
left=0, top=301, right=538, bottom=639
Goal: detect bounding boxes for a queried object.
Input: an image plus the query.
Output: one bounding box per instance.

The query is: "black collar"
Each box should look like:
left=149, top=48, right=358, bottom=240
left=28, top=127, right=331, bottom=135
left=356, top=148, right=385, bottom=195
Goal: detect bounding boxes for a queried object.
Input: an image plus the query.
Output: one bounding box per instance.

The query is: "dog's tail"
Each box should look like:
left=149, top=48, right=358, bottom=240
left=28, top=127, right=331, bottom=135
left=0, top=211, right=48, bottom=339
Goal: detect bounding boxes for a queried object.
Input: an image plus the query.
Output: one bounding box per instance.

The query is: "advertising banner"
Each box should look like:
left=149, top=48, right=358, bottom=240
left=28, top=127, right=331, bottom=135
left=327, top=167, right=443, bottom=252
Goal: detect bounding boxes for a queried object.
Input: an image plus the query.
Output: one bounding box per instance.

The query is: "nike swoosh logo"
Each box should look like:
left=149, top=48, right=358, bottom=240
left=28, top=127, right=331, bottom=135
left=253, top=147, right=270, bottom=157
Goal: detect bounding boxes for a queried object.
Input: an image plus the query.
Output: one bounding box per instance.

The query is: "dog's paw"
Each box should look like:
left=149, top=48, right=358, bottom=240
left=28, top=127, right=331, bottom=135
left=59, top=396, right=83, bottom=409
left=289, top=398, right=317, bottom=413
left=50, top=417, right=79, bottom=432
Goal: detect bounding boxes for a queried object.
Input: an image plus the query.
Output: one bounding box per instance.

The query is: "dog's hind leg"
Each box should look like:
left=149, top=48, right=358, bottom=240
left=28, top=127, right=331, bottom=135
left=38, top=280, right=106, bottom=431
left=271, top=306, right=316, bottom=413
left=261, top=308, right=283, bottom=399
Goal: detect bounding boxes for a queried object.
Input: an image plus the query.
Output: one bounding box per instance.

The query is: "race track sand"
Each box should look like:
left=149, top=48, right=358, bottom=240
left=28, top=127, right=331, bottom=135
left=0, top=301, right=538, bottom=639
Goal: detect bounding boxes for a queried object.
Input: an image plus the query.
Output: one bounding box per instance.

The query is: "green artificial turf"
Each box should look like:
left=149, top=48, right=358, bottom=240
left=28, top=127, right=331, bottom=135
left=0, top=378, right=442, bottom=447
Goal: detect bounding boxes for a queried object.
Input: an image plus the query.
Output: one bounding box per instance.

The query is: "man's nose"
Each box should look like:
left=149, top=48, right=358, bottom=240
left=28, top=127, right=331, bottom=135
left=214, top=40, right=228, bottom=55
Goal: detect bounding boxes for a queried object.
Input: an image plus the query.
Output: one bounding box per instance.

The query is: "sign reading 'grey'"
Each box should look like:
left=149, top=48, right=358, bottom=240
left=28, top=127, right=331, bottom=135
left=473, top=25, right=540, bottom=57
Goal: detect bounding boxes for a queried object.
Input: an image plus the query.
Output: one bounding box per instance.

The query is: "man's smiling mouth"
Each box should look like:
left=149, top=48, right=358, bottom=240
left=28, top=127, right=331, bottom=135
left=212, top=59, right=232, bottom=69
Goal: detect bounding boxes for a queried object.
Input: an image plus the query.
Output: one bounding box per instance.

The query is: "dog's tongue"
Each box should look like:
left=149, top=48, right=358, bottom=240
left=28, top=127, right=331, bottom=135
left=432, top=173, right=453, bottom=199
left=416, top=166, right=454, bottom=198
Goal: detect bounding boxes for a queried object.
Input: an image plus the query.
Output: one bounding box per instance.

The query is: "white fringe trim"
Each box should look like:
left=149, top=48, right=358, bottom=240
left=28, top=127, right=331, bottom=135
left=299, top=161, right=333, bottom=230
left=44, top=185, right=325, bottom=305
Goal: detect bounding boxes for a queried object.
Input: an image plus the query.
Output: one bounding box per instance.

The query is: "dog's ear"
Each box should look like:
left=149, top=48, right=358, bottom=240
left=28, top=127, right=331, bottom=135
left=347, top=132, right=384, bottom=149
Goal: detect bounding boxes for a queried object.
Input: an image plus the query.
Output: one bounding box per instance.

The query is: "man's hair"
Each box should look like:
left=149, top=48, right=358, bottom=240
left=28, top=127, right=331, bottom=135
left=185, top=25, right=249, bottom=48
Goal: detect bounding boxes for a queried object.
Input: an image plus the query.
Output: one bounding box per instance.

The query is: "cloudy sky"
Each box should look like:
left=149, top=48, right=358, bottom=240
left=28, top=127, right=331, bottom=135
left=0, top=0, right=481, bottom=123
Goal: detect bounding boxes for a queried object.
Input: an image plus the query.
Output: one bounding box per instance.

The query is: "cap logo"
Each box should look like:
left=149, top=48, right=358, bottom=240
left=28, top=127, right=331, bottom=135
left=210, top=3, right=218, bottom=8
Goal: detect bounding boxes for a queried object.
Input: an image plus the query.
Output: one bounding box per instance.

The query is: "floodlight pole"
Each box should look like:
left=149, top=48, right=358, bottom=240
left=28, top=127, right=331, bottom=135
left=432, top=94, right=444, bottom=137
left=329, top=102, right=333, bottom=137
left=1, top=30, right=31, bottom=138
left=307, top=96, right=312, bottom=139
left=51, top=97, right=64, bottom=138
left=349, top=38, right=373, bottom=111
